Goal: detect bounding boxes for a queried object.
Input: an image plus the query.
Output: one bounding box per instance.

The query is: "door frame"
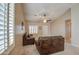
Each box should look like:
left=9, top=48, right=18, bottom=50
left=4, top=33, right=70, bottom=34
left=65, top=19, right=71, bottom=44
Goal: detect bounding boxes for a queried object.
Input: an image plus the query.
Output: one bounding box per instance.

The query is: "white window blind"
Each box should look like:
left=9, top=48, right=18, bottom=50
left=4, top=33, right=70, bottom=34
left=0, top=3, right=7, bottom=54
left=0, top=3, right=15, bottom=54
left=29, top=25, right=38, bottom=34
left=4, top=4, right=8, bottom=50
left=9, top=4, right=15, bottom=46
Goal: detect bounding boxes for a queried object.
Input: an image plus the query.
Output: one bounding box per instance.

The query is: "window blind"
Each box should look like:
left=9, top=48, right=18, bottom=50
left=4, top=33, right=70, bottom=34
left=0, top=3, right=5, bottom=54
left=4, top=4, right=8, bottom=50
left=29, top=25, right=38, bottom=34
left=0, top=3, right=15, bottom=54
left=9, top=4, right=15, bottom=46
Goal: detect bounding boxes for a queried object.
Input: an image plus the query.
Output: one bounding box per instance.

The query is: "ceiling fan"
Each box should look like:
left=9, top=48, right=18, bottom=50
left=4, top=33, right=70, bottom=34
left=34, top=13, right=52, bottom=23
left=42, top=14, right=52, bottom=23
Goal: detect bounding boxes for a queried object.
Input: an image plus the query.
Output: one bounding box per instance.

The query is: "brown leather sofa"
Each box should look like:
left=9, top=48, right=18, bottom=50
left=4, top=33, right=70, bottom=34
left=23, top=33, right=35, bottom=46
left=35, top=36, right=64, bottom=55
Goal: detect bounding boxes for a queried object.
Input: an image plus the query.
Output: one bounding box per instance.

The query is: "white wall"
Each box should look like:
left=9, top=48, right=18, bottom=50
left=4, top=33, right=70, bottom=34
left=71, top=4, right=79, bottom=47
left=51, top=9, right=71, bottom=37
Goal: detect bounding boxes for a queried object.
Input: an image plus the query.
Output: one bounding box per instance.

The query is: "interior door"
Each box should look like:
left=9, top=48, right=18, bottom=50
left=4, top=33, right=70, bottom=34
left=65, top=20, right=71, bottom=44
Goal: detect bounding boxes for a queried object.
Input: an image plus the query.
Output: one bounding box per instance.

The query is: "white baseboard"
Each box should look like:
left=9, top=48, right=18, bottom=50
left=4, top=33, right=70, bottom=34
left=71, top=43, right=79, bottom=48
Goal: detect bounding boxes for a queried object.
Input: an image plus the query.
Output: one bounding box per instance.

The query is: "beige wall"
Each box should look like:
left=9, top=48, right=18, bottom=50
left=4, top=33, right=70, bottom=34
left=15, top=3, right=28, bottom=33
left=71, top=4, right=79, bottom=47
left=15, top=3, right=23, bottom=47
left=51, top=9, right=71, bottom=37
left=15, top=3, right=28, bottom=48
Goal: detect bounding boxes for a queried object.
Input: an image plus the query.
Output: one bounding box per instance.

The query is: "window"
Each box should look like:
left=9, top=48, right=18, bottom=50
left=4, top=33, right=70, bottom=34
left=0, top=3, right=15, bottom=54
left=29, top=25, right=38, bottom=34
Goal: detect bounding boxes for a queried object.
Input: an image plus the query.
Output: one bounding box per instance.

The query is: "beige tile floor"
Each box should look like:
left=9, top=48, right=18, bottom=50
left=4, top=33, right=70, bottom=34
left=9, top=43, right=79, bottom=55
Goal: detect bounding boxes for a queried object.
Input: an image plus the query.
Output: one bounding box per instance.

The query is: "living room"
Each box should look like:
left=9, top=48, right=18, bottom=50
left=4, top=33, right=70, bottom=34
left=0, top=3, right=79, bottom=55
left=9, top=3, right=79, bottom=55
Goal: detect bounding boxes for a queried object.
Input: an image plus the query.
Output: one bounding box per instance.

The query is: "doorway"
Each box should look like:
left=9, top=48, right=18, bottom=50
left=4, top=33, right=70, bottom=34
left=65, top=20, right=71, bottom=44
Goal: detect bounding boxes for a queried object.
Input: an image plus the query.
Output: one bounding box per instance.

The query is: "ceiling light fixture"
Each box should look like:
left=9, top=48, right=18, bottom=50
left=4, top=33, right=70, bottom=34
left=43, top=14, right=47, bottom=23
left=37, top=13, right=52, bottom=23
left=43, top=19, right=47, bottom=23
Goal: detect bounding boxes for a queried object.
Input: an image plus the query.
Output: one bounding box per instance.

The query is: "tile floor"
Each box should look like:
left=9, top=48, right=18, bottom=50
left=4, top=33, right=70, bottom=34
left=9, top=44, right=79, bottom=55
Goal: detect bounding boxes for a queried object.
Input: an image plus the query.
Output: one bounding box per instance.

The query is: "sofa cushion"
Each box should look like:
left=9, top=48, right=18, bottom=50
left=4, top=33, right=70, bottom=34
left=41, top=39, right=51, bottom=49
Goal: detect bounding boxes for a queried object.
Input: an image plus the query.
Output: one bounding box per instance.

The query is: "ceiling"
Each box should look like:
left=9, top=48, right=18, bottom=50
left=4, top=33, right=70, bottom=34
left=24, top=3, right=76, bottom=22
